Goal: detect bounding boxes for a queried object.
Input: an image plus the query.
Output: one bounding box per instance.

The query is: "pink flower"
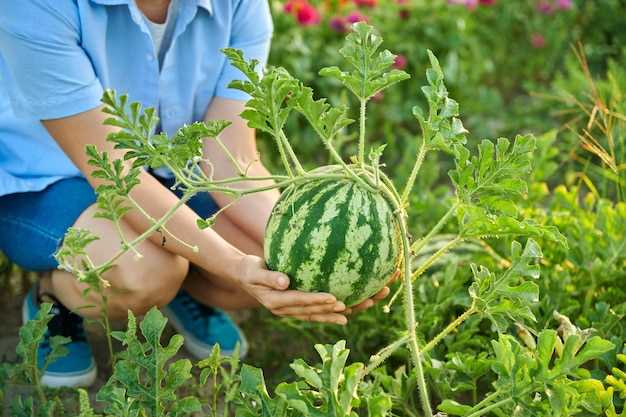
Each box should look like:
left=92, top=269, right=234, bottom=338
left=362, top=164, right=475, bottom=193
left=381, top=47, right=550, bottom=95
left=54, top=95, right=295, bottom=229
left=536, top=1, right=553, bottom=14
left=329, top=16, right=348, bottom=32
left=354, top=0, right=377, bottom=7
left=448, top=0, right=478, bottom=10
left=395, top=0, right=408, bottom=3
left=296, top=2, right=320, bottom=26
left=555, top=0, right=572, bottom=9
left=346, top=11, right=368, bottom=23
left=479, top=0, right=496, bottom=5
left=531, top=33, right=546, bottom=48
left=393, top=54, right=407, bottom=70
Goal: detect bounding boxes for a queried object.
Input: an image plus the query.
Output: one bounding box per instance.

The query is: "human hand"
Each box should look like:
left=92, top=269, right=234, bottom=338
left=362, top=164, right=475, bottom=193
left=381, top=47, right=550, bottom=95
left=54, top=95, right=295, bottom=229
left=235, top=255, right=348, bottom=325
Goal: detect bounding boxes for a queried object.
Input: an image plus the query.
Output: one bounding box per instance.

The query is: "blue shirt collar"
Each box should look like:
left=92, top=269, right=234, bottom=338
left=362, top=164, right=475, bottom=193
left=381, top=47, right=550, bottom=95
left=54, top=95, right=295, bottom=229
left=89, top=0, right=213, bottom=14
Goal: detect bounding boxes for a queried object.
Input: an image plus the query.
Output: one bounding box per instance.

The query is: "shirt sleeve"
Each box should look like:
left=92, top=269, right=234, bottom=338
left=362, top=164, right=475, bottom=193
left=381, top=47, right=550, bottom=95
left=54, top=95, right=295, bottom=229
left=0, top=0, right=103, bottom=120
left=213, top=0, right=274, bottom=101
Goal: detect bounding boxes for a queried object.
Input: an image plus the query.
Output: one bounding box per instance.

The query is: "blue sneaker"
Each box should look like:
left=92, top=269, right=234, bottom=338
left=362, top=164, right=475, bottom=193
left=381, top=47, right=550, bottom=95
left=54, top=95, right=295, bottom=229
left=22, top=286, right=97, bottom=388
left=162, top=290, right=247, bottom=359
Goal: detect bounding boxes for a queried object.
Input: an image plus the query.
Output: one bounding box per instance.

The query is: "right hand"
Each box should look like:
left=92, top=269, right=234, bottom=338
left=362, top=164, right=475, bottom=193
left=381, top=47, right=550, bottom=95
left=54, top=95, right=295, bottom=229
left=235, top=255, right=348, bottom=325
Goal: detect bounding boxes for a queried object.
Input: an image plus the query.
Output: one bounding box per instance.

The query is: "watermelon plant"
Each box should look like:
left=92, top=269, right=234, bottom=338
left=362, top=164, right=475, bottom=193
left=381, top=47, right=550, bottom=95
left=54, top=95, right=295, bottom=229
left=43, top=22, right=625, bottom=416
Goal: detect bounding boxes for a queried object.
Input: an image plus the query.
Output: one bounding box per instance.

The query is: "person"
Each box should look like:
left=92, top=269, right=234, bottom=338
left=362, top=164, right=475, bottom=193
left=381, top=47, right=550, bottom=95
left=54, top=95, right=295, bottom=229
left=0, top=0, right=389, bottom=388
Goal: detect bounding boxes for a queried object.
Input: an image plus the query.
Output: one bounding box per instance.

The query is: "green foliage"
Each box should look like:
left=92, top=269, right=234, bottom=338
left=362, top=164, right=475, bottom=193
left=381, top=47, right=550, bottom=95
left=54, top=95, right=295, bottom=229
left=469, top=240, right=542, bottom=331
left=439, top=328, right=615, bottom=416
left=236, top=340, right=392, bottom=417
left=97, top=308, right=201, bottom=417
left=319, top=22, right=410, bottom=101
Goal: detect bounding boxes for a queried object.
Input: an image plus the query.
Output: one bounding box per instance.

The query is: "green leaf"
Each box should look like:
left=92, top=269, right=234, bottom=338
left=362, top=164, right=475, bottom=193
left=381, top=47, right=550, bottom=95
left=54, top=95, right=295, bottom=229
left=319, top=23, right=410, bottom=100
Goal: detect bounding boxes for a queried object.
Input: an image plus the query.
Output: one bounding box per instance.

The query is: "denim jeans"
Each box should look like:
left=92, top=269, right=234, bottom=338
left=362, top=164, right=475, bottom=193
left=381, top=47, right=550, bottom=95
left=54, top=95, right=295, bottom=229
left=0, top=173, right=219, bottom=271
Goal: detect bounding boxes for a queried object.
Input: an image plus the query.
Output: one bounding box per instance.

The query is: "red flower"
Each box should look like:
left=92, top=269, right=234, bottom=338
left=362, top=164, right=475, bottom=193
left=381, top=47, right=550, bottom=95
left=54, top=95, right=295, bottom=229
left=393, top=54, right=407, bottom=70
left=479, top=0, right=496, bottom=5
left=346, top=11, right=368, bottom=23
left=354, top=0, right=377, bottom=7
left=296, top=3, right=320, bottom=26
left=398, top=8, right=410, bottom=19
left=531, top=33, right=546, bottom=48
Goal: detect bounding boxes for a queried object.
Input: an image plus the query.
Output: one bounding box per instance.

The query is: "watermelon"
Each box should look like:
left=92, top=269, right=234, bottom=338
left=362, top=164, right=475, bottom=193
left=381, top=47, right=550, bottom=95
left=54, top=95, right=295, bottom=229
left=264, top=175, right=401, bottom=306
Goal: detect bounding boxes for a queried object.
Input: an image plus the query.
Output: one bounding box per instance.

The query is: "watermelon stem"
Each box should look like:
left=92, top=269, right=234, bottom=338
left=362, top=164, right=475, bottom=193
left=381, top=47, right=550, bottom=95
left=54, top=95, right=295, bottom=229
left=396, top=210, right=433, bottom=416
left=411, top=201, right=460, bottom=255
left=401, top=137, right=428, bottom=205
left=359, top=98, right=367, bottom=169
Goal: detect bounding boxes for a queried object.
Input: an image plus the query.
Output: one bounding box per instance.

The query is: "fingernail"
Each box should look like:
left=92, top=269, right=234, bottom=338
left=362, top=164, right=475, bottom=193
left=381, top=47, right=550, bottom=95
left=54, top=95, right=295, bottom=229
left=326, top=297, right=337, bottom=304
left=334, top=302, right=346, bottom=312
left=277, top=276, right=289, bottom=287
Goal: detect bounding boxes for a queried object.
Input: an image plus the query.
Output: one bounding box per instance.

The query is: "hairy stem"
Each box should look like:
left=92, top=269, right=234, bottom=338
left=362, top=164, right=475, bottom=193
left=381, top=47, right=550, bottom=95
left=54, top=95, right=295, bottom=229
left=420, top=304, right=476, bottom=356
left=411, top=201, right=460, bottom=255
left=128, top=196, right=199, bottom=253
left=401, top=139, right=428, bottom=205
left=213, top=134, right=246, bottom=177
left=411, top=236, right=462, bottom=281
left=273, top=129, right=294, bottom=177
left=280, top=130, right=306, bottom=175
left=359, top=99, right=367, bottom=168
left=364, top=334, right=409, bottom=375
left=385, top=234, right=462, bottom=311
left=466, top=398, right=513, bottom=417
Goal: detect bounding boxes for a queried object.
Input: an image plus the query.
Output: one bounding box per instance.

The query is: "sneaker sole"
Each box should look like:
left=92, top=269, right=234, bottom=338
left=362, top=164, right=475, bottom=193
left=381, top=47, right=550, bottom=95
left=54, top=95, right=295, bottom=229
left=161, top=306, right=248, bottom=360
left=22, top=298, right=98, bottom=388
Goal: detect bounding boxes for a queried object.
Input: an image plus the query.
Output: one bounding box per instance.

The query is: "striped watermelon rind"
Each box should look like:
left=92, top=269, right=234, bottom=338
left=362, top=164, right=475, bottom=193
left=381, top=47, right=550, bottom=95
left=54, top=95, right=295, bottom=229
left=264, top=173, right=402, bottom=306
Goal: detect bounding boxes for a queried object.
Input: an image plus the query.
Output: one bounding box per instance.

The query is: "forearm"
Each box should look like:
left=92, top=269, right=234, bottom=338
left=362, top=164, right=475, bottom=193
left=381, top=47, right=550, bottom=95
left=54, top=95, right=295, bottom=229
left=124, top=171, right=246, bottom=283
left=210, top=161, right=279, bottom=244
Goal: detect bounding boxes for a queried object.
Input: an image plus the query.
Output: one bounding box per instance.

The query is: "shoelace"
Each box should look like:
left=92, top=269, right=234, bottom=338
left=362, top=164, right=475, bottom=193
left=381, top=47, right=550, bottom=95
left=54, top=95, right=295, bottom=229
left=177, top=292, right=232, bottom=338
left=38, top=292, right=87, bottom=349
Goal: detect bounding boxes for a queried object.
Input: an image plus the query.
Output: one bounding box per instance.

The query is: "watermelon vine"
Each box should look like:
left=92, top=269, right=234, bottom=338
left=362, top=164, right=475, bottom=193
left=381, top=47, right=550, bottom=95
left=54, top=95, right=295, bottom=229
left=52, top=23, right=572, bottom=416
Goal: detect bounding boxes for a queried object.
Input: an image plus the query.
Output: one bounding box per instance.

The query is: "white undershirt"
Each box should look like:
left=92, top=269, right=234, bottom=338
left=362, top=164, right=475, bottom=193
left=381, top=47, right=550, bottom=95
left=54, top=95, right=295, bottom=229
left=140, top=0, right=179, bottom=68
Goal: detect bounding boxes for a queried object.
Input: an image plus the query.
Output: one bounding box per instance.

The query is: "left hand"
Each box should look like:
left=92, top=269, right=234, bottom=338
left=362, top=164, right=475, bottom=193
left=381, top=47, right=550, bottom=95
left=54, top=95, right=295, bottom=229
left=346, top=269, right=401, bottom=314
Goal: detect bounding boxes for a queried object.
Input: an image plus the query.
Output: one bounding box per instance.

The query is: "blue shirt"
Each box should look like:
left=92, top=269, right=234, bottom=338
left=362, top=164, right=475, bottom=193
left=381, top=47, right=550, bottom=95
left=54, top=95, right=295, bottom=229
left=0, top=0, right=272, bottom=196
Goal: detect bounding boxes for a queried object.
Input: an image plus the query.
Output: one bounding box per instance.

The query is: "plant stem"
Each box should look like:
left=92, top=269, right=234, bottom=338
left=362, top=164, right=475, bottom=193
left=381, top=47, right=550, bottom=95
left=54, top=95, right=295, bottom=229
left=466, top=398, right=513, bottom=417
left=364, top=333, right=409, bottom=375
left=128, top=196, right=199, bottom=252
left=401, top=140, right=428, bottom=204
left=468, top=392, right=502, bottom=414
left=359, top=99, right=367, bottom=168
left=273, top=128, right=294, bottom=177
left=280, top=130, right=306, bottom=175
left=420, top=304, right=476, bottom=356
left=385, top=234, right=462, bottom=311
left=212, top=369, right=218, bottom=417
left=213, top=134, right=246, bottom=177
left=411, top=201, right=460, bottom=255
left=411, top=236, right=462, bottom=281
left=382, top=182, right=431, bottom=416
left=93, top=193, right=192, bottom=275
left=366, top=304, right=476, bottom=374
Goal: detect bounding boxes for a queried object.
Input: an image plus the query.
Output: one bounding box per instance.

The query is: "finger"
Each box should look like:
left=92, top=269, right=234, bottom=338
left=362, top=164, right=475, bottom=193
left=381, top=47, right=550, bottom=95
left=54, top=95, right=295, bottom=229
left=350, top=299, right=375, bottom=314
left=261, top=290, right=337, bottom=310
left=291, top=313, right=348, bottom=325
left=389, top=269, right=401, bottom=283
left=273, top=301, right=346, bottom=316
left=242, top=256, right=291, bottom=290
left=371, top=286, right=390, bottom=301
